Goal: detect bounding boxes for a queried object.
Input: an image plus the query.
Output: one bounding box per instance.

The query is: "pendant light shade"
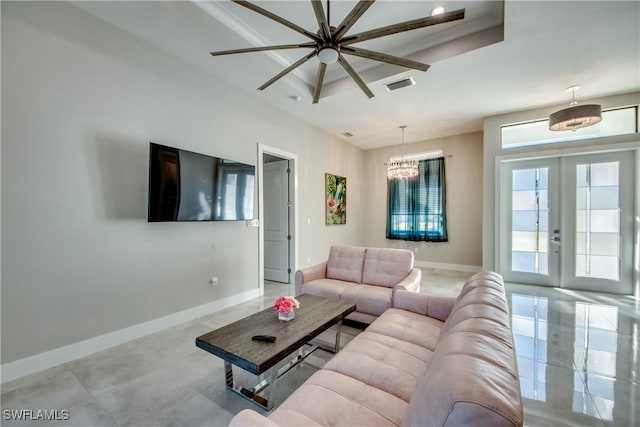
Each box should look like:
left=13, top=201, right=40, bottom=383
left=549, top=85, right=602, bottom=132
left=387, top=126, right=419, bottom=179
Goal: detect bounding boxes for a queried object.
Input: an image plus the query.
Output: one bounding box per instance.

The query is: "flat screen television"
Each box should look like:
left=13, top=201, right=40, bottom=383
left=148, top=142, right=255, bottom=222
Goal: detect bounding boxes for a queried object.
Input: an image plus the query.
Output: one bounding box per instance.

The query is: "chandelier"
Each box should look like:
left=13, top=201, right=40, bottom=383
left=387, top=125, right=419, bottom=179
left=549, top=85, right=602, bottom=131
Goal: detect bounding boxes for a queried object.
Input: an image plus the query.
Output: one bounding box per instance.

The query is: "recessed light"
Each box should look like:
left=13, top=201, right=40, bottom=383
left=342, top=132, right=353, bottom=137
left=288, top=95, right=302, bottom=102
left=431, top=5, right=446, bottom=16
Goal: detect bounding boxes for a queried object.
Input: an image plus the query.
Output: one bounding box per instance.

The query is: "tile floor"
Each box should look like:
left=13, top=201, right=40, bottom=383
left=1, top=269, right=638, bottom=427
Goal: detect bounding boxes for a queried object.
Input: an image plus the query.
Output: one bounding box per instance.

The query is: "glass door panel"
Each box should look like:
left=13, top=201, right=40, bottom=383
left=575, top=162, right=620, bottom=281
left=562, top=153, right=633, bottom=293
left=511, top=168, right=549, bottom=274
left=501, top=159, right=560, bottom=286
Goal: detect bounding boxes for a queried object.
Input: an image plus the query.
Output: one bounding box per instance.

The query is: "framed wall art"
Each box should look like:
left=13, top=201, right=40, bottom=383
left=325, top=173, right=346, bottom=225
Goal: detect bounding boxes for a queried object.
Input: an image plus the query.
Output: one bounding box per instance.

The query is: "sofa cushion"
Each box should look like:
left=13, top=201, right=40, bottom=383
left=341, top=284, right=392, bottom=316
left=300, top=279, right=353, bottom=301
left=268, top=369, right=407, bottom=427
left=366, top=308, right=443, bottom=351
left=362, top=248, right=414, bottom=287
left=323, top=331, right=434, bottom=403
left=438, top=272, right=510, bottom=343
left=326, top=246, right=366, bottom=283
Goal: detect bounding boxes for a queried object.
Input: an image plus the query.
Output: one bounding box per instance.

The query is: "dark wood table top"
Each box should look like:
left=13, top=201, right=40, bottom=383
left=196, top=294, right=356, bottom=375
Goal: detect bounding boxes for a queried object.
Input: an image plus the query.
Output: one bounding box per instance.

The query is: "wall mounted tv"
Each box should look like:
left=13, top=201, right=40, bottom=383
left=148, top=142, right=255, bottom=222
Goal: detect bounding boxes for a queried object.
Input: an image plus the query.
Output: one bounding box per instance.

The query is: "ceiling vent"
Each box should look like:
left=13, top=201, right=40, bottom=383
left=384, top=77, right=416, bottom=92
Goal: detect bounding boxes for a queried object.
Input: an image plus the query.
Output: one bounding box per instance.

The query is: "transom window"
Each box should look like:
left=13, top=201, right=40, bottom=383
left=501, top=106, right=637, bottom=149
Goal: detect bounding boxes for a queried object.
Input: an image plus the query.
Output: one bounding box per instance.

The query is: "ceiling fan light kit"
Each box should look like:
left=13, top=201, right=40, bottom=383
left=548, top=85, right=602, bottom=131
left=318, top=46, right=339, bottom=64
left=210, top=0, right=465, bottom=104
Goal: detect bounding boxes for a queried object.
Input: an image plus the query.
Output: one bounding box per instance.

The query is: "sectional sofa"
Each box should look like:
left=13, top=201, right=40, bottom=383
left=229, top=271, right=524, bottom=427
left=295, top=246, right=421, bottom=324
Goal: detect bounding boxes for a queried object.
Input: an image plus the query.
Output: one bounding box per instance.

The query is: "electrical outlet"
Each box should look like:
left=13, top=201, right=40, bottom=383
left=307, top=256, right=311, bottom=263
left=210, top=277, right=219, bottom=287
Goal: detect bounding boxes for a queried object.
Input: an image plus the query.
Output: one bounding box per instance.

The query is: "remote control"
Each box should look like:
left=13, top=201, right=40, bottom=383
left=251, top=335, right=276, bottom=343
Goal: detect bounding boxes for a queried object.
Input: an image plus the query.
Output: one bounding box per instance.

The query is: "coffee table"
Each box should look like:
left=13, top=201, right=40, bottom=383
left=195, top=294, right=356, bottom=410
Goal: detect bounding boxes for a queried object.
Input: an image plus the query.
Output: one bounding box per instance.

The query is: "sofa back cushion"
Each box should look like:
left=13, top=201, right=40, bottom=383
left=438, top=271, right=507, bottom=341
left=326, top=246, right=366, bottom=283
left=402, top=272, right=523, bottom=427
left=362, top=248, right=414, bottom=287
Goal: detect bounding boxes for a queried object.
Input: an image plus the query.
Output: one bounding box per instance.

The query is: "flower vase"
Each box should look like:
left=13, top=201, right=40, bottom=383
left=278, top=310, right=295, bottom=321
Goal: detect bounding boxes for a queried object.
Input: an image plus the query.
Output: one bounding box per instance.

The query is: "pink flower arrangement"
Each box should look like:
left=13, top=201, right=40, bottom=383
left=273, top=296, right=300, bottom=314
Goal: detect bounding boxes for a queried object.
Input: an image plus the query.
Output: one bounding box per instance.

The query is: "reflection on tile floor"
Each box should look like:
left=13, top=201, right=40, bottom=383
left=1, top=270, right=638, bottom=426
left=507, top=283, right=640, bottom=427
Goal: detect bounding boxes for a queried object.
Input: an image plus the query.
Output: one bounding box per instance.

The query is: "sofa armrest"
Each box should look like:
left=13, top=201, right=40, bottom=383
left=393, top=267, right=421, bottom=293
left=294, top=261, right=327, bottom=296
left=229, top=410, right=281, bottom=427
left=392, top=289, right=456, bottom=322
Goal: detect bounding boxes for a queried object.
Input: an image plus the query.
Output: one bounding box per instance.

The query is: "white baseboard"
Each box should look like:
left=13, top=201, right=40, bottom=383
left=414, top=261, right=482, bottom=273
left=0, top=288, right=261, bottom=384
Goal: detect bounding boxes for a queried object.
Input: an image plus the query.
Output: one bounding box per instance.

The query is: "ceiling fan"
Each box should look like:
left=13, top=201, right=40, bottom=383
left=210, top=0, right=465, bottom=104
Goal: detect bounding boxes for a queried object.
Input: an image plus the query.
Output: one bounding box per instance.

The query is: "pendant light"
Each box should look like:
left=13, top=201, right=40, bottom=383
left=549, top=85, right=602, bottom=131
left=387, top=125, right=419, bottom=179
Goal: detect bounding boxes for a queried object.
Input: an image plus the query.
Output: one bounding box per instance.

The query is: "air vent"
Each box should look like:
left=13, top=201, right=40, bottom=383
left=384, top=77, right=416, bottom=92
left=342, top=132, right=353, bottom=137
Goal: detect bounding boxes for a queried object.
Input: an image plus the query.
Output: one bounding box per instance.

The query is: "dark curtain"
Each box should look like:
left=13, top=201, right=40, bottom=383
left=386, top=157, right=448, bottom=242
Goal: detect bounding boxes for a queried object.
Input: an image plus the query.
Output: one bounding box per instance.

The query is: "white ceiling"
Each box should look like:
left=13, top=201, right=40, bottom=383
left=72, top=1, right=640, bottom=150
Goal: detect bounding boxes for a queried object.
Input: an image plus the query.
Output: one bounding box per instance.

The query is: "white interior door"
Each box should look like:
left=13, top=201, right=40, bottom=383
left=501, top=151, right=634, bottom=294
left=263, top=160, right=290, bottom=283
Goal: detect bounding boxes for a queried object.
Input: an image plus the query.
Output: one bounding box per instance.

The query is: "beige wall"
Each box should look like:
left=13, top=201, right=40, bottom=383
left=1, top=2, right=365, bottom=365
left=363, top=132, right=483, bottom=268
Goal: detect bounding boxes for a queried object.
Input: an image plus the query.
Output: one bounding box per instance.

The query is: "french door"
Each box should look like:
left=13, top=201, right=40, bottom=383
left=501, top=152, right=634, bottom=294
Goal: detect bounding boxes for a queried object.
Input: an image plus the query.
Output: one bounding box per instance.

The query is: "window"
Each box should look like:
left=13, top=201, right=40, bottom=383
left=386, top=157, right=448, bottom=241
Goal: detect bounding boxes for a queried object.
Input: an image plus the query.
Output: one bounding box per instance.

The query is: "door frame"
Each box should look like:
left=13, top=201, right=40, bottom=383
left=257, top=144, right=298, bottom=296
left=495, top=142, right=639, bottom=295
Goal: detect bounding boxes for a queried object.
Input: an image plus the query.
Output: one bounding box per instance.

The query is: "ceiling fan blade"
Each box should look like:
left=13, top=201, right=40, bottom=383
left=341, top=46, right=430, bottom=71
left=210, top=43, right=316, bottom=56
left=258, top=51, right=317, bottom=91
left=337, top=54, right=374, bottom=99
left=341, top=9, right=465, bottom=45
left=333, top=0, right=376, bottom=40
left=232, top=0, right=321, bottom=42
left=311, top=0, right=331, bottom=41
left=312, top=62, right=327, bottom=104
